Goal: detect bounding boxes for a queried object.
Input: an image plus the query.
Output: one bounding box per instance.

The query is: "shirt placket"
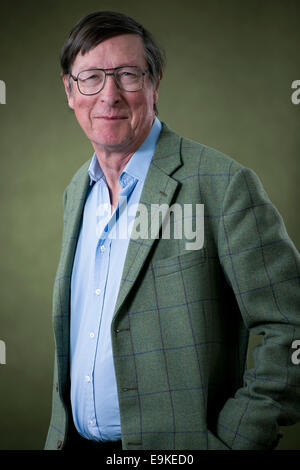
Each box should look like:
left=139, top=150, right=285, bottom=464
left=86, top=178, right=119, bottom=439
left=84, top=173, right=137, bottom=439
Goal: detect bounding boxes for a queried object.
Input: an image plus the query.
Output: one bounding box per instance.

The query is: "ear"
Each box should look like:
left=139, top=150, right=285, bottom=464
left=153, top=74, right=161, bottom=107
left=62, top=74, right=74, bottom=109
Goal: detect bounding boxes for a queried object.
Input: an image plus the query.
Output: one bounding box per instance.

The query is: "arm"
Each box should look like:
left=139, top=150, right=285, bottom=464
left=216, top=167, right=300, bottom=450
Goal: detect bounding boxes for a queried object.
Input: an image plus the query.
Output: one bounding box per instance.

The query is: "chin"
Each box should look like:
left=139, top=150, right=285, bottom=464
left=92, top=124, right=129, bottom=142
left=92, top=133, right=132, bottom=151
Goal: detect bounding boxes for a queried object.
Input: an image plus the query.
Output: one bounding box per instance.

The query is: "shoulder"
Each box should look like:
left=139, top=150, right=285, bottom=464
left=64, top=159, right=91, bottom=192
left=67, top=159, right=91, bottom=187
left=62, top=159, right=91, bottom=209
left=159, top=122, right=244, bottom=177
left=159, top=123, right=266, bottom=209
left=179, top=136, right=265, bottom=196
left=180, top=134, right=243, bottom=178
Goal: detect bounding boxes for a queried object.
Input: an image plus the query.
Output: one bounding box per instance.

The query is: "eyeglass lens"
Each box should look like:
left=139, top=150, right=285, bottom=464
left=77, top=66, right=144, bottom=94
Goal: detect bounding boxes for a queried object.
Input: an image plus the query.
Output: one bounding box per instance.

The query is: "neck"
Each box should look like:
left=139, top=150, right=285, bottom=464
left=95, top=145, right=133, bottom=182
left=92, top=146, right=134, bottom=211
left=92, top=117, right=156, bottom=208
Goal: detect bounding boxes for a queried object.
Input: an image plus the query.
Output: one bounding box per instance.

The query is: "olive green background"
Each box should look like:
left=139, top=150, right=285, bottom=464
left=0, top=0, right=299, bottom=450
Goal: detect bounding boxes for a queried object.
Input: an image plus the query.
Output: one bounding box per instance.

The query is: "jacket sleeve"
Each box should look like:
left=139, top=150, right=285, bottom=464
left=216, top=166, right=300, bottom=450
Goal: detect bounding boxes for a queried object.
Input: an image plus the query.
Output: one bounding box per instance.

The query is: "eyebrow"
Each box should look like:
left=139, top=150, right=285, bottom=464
left=73, top=63, right=142, bottom=74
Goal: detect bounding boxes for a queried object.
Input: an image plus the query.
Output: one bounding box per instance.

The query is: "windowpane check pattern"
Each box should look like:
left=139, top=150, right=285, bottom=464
left=46, top=122, right=300, bottom=451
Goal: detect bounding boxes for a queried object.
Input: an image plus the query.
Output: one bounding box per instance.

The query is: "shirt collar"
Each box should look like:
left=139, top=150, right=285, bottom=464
left=88, top=152, right=104, bottom=185
left=88, top=117, right=162, bottom=186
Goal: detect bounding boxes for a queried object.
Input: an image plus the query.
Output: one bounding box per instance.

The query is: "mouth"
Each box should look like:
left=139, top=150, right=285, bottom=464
left=94, top=115, right=128, bottom=120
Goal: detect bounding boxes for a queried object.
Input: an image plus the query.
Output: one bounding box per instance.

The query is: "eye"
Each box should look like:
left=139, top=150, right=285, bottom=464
left=120, top=71, right=135, bottom=77
left=83, top=74, right=99, bottom=81
left=118, top=70, right=139, bottom=81
left=78, top=71, right=103, bottom=82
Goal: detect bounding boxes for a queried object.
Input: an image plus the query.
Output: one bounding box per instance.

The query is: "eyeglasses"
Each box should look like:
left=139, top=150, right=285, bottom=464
left=70, top=66, right=148, bottom=95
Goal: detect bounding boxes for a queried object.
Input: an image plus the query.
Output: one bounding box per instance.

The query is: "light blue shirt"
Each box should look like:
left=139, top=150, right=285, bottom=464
left=70, top=118, right=162, bottom=441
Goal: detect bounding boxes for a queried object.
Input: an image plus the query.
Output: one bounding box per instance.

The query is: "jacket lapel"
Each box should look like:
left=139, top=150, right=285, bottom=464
left=58, top=163, right=91, bottom=282
left=53, top=162, right=89, bottom=389
left=53, top=162, right=90, bottom=376
left=56, top=124, right=182, bottom=332
left=113, top=123, right=182, bottom=318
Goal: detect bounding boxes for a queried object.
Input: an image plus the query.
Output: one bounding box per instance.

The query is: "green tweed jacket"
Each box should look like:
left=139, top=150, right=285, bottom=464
left=45, top=123, right=300, bottom=450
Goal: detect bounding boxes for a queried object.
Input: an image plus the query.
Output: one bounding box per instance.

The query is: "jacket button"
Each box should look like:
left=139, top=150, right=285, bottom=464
left=55, top=383, right=59, bottom=392
left=56, top=440, right=63, bottom=449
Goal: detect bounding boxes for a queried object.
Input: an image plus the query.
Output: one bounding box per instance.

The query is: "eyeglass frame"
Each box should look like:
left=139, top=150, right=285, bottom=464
left=69, top=65, right=149, bottom=95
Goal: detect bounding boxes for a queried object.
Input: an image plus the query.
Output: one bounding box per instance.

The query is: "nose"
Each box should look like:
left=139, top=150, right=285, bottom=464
left=99, top=73, right=121, bottom=105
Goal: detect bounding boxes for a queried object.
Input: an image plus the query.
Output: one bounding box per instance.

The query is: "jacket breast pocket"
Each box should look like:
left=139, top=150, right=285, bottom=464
left=152, top=248, right=207, bottom=278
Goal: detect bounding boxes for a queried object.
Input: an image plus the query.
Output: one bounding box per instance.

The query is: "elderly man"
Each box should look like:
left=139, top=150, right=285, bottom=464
left=45, top=11, right=300, bottom=451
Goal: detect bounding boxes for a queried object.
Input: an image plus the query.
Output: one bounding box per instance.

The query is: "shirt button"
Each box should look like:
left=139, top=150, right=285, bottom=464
left=85, top=375, right=91, bottom=382
left=89, top=419, right=95, bottom=426
left=100, top=245, right=105, bottom=252
left=95, top=288, right=101, bottom=295
left=89, top=332, right=95, bottom=339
